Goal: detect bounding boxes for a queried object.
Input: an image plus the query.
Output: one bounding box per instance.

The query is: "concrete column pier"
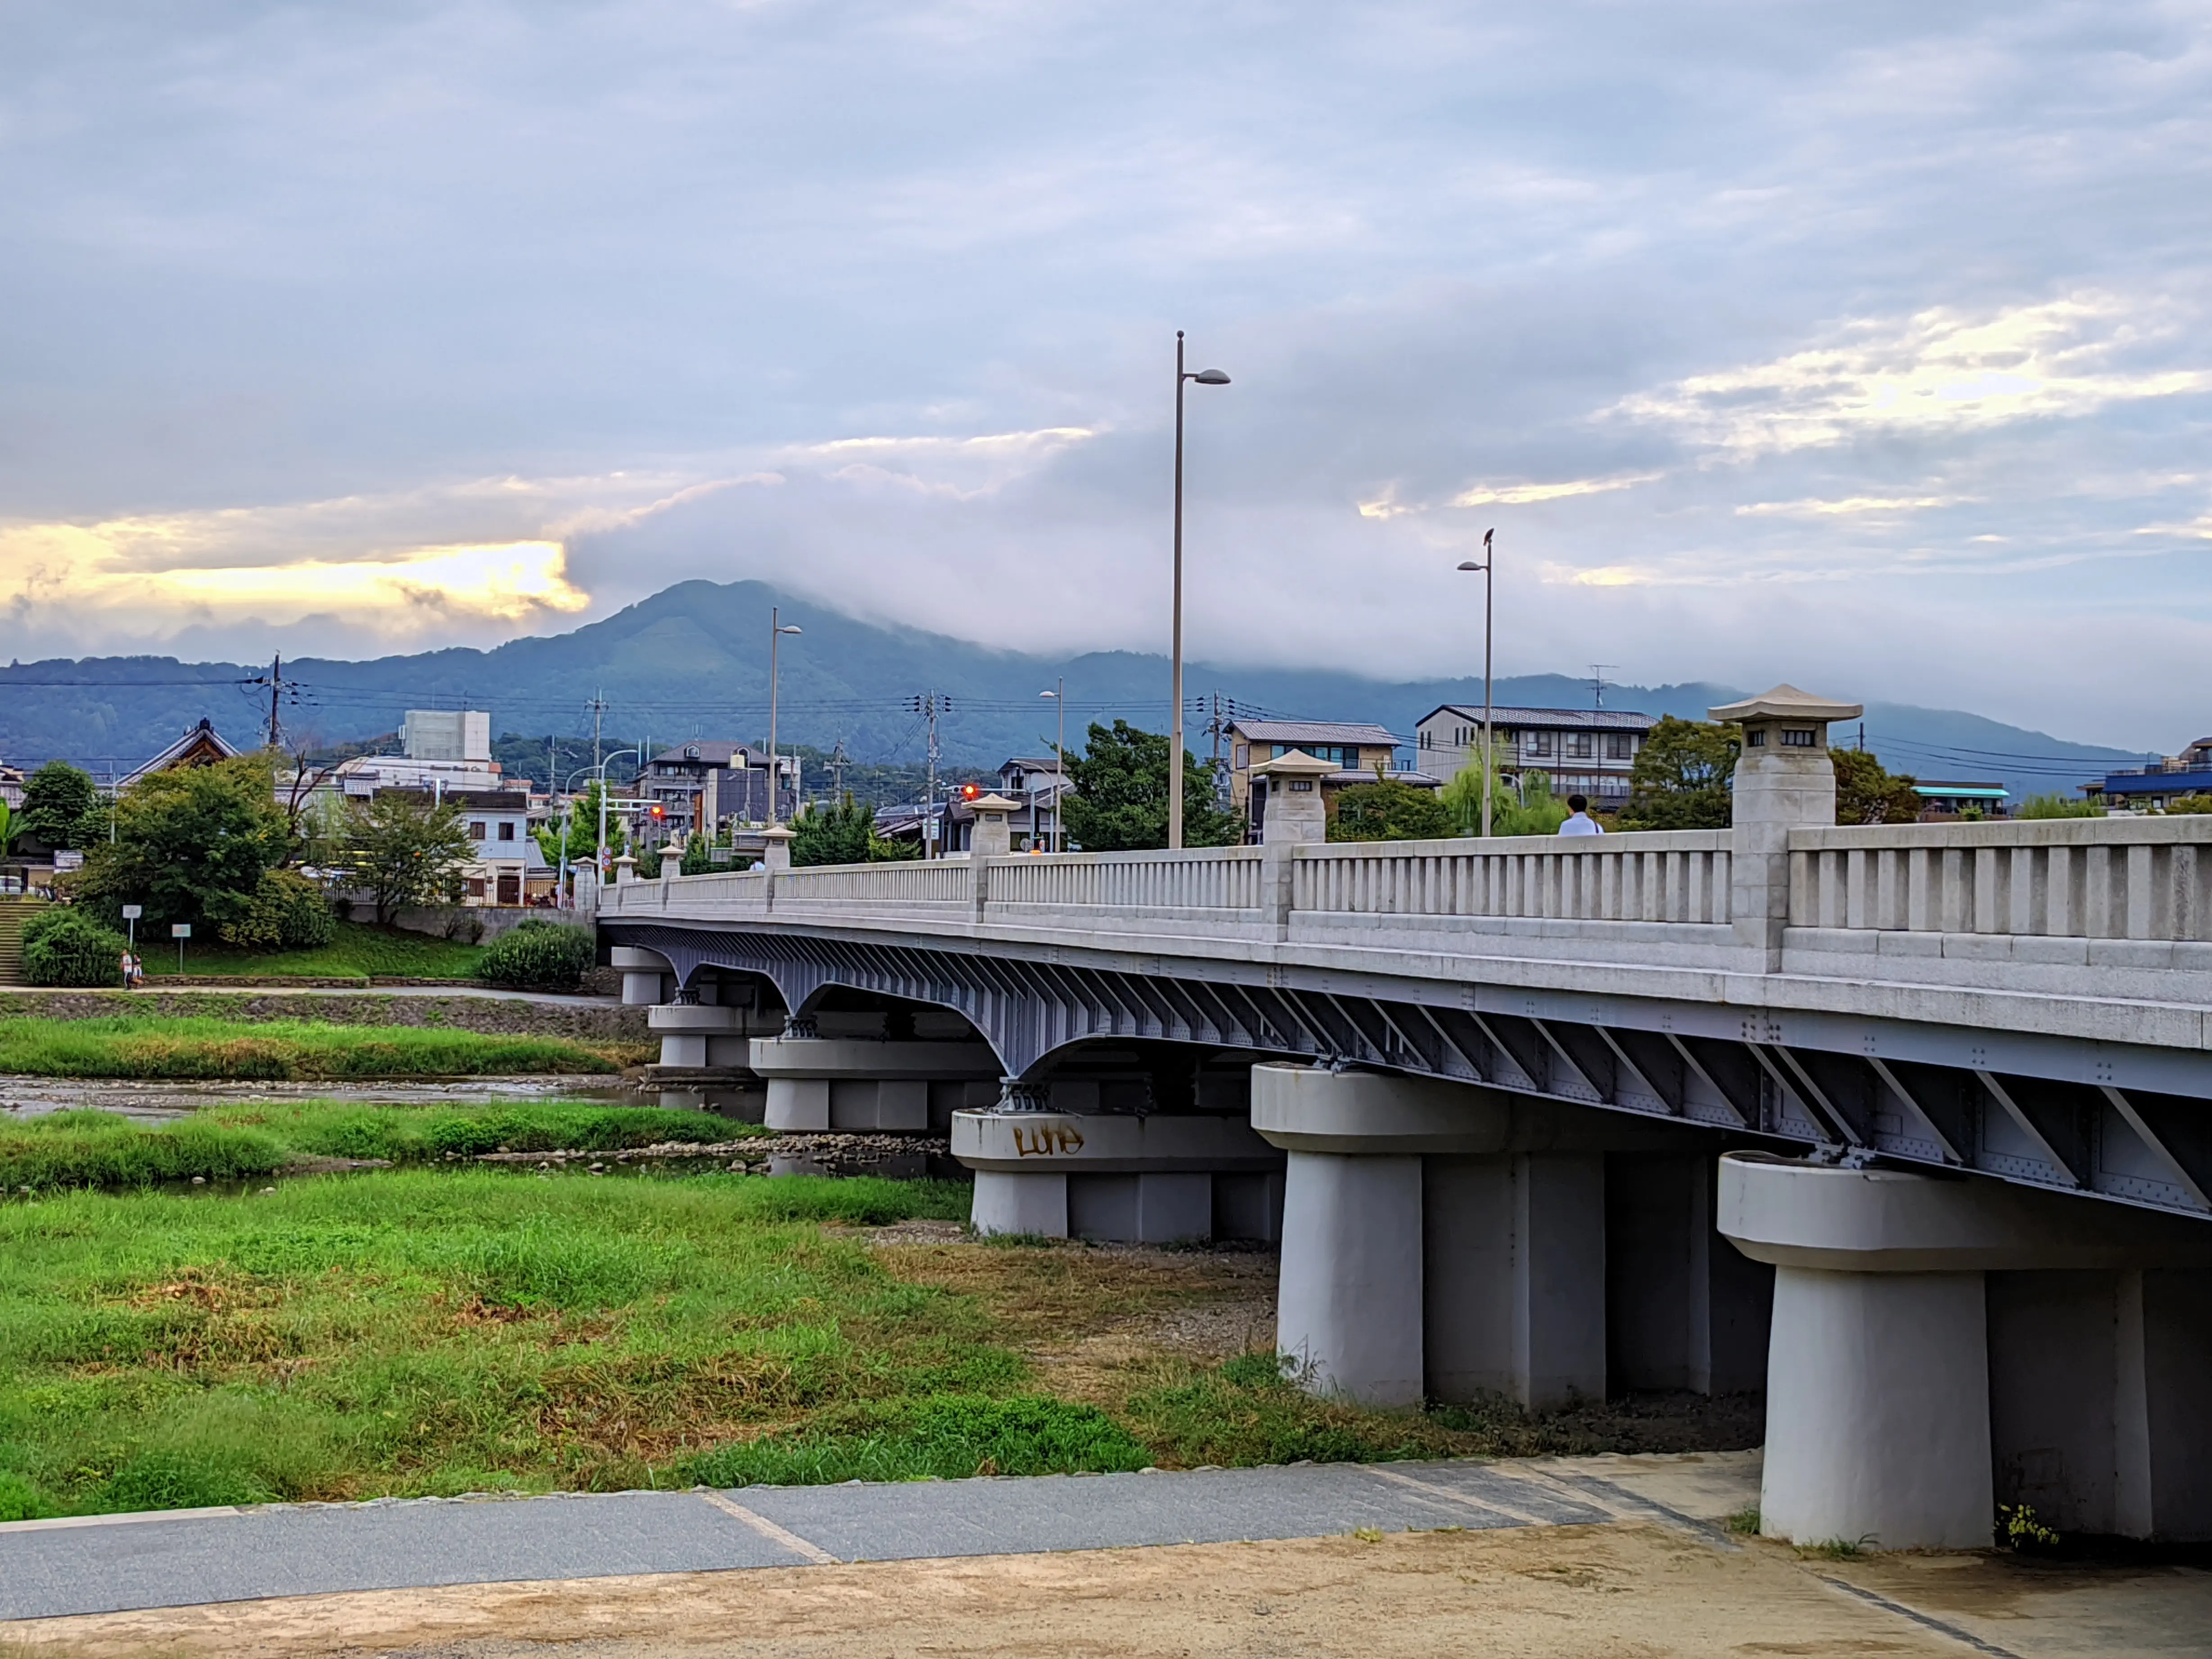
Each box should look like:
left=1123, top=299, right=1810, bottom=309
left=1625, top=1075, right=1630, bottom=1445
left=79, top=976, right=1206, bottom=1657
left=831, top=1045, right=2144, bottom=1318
left=610, top=946, right=672, bottom=1007
left=1253, top=1064, right=1696, bottom=1413
left=954, top=1102, right=1283, bottom=1243
left=1607, top=1153, right=1772, bottom=1396
left=751, top=1032, right=1000, bottom=1133
left=646, top=1000, right=782, bottom=1072
left=1720, top=1153, right=2212, bottom=1548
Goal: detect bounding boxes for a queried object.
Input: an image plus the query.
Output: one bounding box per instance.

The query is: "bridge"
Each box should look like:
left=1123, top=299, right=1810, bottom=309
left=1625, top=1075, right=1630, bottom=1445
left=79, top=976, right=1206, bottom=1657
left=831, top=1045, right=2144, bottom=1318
left=597, top=688, right=2212, bottom=1554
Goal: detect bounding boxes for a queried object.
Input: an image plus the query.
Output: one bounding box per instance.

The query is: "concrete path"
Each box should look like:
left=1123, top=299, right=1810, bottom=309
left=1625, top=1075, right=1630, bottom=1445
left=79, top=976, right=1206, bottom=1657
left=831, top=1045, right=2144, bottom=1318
left=0, top=1453, right=1758, bottom=1623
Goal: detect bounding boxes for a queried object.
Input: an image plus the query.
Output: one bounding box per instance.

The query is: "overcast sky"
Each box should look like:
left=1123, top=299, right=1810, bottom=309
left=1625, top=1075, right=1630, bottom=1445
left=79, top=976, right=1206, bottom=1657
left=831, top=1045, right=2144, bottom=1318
left=4, top=1, right=2209, bottom=747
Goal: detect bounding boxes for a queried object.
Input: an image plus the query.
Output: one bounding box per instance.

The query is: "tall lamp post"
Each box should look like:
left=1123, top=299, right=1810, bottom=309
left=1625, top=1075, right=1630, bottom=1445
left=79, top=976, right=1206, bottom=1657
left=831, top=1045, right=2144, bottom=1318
left=591, top=748, right=641, bottom=881
left=1456, top=528, right=1497, bottom=838
left=1039, top=681, right=1065, bottom=852
left=1169, top=331, right=1231, bottom=850
left=767, top=608, right=803, bottom=826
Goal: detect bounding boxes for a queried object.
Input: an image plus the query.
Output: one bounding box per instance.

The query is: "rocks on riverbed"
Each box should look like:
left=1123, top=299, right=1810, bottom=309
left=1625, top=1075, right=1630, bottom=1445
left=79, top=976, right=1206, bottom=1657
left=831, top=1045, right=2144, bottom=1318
left=475, top=1133, right=952, bottom=1175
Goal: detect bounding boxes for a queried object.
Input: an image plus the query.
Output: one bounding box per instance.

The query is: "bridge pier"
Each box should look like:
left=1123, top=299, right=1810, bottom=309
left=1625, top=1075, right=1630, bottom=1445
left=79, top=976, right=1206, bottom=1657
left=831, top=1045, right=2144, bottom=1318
left=610, top=946, right=673, bottom=1007
left=956, top=1084, right=1284, bottom=1244
left=1720, top=1154, right=2212, bottom=1548
left=1252, top=1064, right=1740, bottom=1411
left=751, top=1018, right=999, bottom=1132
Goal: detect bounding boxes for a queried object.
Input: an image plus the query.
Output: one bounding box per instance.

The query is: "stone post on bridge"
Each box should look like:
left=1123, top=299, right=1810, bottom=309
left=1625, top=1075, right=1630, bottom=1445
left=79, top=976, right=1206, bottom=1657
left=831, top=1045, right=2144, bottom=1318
left=1707, top=685, right=1861, bottom=970
left=969, top=794, right=1019, bottom=859
left=760, top=825, right=795, bottom=872
left=1251, top=749, right=1333, bottom=937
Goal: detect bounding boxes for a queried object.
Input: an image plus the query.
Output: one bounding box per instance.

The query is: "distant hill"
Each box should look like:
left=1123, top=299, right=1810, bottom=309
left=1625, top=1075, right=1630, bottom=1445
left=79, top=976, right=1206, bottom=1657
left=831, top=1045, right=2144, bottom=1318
left=0, top=579, right=2149, bottom=802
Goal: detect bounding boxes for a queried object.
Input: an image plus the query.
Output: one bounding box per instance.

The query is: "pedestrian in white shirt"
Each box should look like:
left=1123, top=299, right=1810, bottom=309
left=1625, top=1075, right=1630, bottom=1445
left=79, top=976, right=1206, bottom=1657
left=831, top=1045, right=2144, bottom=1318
left=1557, top=793, right=1603, bottom=836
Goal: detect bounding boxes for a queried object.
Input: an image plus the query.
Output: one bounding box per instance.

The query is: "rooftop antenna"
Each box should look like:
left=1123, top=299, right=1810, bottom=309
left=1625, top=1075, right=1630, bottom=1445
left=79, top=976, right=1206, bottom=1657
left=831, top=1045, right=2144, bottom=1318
left=1588, top=664, right=1616, bottom=711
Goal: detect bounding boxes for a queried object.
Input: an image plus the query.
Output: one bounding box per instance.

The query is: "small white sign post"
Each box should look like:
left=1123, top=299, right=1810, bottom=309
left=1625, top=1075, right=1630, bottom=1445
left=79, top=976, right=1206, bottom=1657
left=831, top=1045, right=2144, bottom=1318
left=121, top=905, right=142, bottom=985
left=171, top=922, right=190, bottom=977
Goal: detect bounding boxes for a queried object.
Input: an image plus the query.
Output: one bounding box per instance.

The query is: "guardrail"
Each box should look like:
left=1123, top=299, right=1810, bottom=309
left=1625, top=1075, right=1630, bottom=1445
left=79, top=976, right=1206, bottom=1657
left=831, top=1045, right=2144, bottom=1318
left=1291, top=830, right=1731, bottom=923
left=985, top=846, right=1267, bottom=911
left=1787, top=817, right=2212, bottom=941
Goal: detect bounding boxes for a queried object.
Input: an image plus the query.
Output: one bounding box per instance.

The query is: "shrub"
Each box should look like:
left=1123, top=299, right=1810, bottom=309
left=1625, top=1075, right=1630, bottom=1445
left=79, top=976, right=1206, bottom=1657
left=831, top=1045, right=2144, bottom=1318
left=474, top=919, right=597, bottom=989
left=2018, top=793, right=2104, bottom=819
left=212, top=868, right=336, bottom=950
left=21, top=906, right=128, bottom=987
left=2166, top=793, right=2212, bottom=815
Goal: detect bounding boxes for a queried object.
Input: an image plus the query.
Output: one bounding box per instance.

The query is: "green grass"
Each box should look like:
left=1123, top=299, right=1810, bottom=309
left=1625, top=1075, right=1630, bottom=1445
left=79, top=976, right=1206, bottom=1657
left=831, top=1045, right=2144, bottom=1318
left=0, top=1100, right=769, bottom=1191
left=0, top=1170, right=979, bottom=1518
left=139, top=920, right=488, bottom=983
left=0, top=1014, right=645, bottom=1080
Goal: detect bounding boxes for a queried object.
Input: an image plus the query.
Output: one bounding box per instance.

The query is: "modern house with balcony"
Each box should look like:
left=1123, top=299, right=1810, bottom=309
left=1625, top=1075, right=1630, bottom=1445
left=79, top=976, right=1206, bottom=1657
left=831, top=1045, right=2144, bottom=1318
left=631, top=742, right=797, bottom=848
left=1225, top=720, right=1437, bottom=841
left=2091, top=737, right=2212, bottom=811
left=1414, top=704, right=1655, bottom=805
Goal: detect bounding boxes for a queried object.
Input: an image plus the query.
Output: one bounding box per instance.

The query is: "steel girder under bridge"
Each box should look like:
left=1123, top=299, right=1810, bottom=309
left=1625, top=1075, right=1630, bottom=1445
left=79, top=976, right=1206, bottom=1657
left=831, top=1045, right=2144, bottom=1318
left=605, top=918, right=2212, bottom=1222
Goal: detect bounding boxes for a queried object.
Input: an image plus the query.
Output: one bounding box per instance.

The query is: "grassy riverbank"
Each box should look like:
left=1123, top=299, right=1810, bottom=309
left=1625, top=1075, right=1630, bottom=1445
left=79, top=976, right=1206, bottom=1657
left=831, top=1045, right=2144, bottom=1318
left=136, top=921, right=488, bottom=983
left=0, top=1100, right=762, bottom=1191
left=0, top=1137, right=1760, bottom=1521
left=0, top=1014, right=648, bottom=1080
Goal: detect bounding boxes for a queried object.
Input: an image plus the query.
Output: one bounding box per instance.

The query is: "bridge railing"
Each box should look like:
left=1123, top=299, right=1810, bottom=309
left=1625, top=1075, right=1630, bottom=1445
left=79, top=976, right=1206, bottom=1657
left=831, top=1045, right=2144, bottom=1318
left=1291, top=830, right=1732, bottom=924
left=1787, top=817, right=2212, bottom=942
left=985, top=846, right=1266, bottom=913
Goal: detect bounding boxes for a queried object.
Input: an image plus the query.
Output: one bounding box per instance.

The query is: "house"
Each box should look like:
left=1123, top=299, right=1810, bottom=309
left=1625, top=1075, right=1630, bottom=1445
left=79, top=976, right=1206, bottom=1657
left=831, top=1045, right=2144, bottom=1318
left=1226, top=720, right=1436, bottom=839
left=1912, top=781, right=2011, bottom=819
left=1414, top=704, right=1655, bottom=806
left=0, top=764, right=23, bottom=811
left=2092, top=738, right=2212, bottom=811
left=629, top=742, right=796, bottom=848
left=115, top=718, right=242, bottom=791
left=995, top=756, right=1070, bottom=851
left=375, top=786, right=552, bottom=907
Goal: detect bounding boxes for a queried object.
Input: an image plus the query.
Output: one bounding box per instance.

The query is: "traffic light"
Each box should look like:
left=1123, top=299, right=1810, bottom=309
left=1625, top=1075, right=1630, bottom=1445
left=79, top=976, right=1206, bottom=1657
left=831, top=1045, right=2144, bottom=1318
left=961, top=783, right=980, bottom=801
left=650, top=803, right=664, bottom=820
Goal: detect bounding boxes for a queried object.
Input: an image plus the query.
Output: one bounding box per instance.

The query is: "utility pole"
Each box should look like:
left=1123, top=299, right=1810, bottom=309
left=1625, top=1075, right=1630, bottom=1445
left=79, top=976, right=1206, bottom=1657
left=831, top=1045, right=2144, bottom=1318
left=266, top=654, right=283, bottom=750
left=829, top=736, right=849, bottom=800
left=907, top=692, right=948, bottom=857
left=588, top=691, right=606, bottom=783
left=1589, top=665, right=1616, bottom=711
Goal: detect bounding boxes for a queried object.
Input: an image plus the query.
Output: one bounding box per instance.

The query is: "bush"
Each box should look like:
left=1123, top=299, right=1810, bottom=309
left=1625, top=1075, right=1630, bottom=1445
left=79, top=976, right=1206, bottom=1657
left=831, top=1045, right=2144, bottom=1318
left=2166, top=793, right=2212, bottom=815
left=2018, top=793, right=2104, bottom=819
left=212, top=868, right=336, bottom=951
left=474, top=919, right=597, bottom=989
left=20, top=907, right=128, bottom=987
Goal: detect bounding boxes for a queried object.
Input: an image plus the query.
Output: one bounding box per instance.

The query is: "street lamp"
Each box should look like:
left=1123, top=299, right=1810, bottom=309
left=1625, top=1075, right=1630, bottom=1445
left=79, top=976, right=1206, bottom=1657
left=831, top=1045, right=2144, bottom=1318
left=1169, top=330, right=1231, bottom=851
left=1456, top=528, right=1497, bottom=839
left=1039, top=682, right=1065, bottom=852
left=767, top=608, right=803, bottom=826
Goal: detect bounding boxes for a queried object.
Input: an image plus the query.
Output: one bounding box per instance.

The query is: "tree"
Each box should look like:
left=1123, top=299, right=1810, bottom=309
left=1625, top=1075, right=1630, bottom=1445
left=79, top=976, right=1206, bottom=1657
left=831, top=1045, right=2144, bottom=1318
left=2019, top=793, right=2104, bottom=819
left=1616, top=717, right=1738, bottom=830
left=679, top=831, right=716, bottom=875
left=325, top=792, right=474, bottom=925
left=74, top=753, right=291, bottom=931
left=534, top=780, right=625, bottom=868
left=1059, top=721, right=1238, bottom=852
left=1830, top=748, right=1921, bottom=825
left=20, top=762, right=101, bottom=851
left=790, top=794, right=917, bottom=866
left=1327, top=775, right=1454, bottom=842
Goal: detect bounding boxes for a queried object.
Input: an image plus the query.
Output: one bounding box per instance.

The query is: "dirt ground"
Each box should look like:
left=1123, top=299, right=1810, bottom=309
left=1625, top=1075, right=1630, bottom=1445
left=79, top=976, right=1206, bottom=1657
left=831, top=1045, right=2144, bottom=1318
left=9, top=1521, right=2210, bottom=1659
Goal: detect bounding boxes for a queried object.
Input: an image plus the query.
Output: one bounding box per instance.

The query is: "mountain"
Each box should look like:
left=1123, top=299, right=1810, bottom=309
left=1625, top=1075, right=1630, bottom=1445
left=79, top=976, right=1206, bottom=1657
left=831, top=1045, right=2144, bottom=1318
left=0, top=580, right=2149, bottom=801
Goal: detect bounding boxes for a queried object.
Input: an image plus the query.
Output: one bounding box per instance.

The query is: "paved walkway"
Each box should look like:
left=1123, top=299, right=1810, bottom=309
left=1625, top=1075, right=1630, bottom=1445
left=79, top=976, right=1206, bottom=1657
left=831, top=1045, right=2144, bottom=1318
left=0, top=1453, right=1758, bottom=1623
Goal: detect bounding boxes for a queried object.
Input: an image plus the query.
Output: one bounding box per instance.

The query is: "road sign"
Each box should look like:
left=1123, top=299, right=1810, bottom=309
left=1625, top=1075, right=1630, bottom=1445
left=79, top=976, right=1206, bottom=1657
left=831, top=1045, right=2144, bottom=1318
left=121, top=905, right=142, bottom=920
left=52, top=850, right=82, bottom=872
left=171, top=924, right=191, bottom=938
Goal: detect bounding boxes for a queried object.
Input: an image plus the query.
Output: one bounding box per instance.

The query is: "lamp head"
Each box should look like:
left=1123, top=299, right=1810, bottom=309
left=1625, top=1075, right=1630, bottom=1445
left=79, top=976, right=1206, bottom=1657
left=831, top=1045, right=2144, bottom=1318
left=1457, top=561, right=1483, bottom=572
left=1191, top=369, right=1231, bottom=385
left=777, top=624, right=802, bottom=636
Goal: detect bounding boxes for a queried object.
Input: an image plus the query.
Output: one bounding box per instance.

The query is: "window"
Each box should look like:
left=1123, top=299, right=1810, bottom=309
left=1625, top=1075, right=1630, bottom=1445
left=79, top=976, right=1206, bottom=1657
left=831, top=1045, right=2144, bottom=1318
left=1233, top=744, right=1250, bottom=769
left=1418, top=730, right=1431, bottom=750
left=1746, top=730, right=1765, bottom=747
left=1781, top=728, right=1817, bottom=748
left=1525, top=732, right=1553, bottom=757
left=1566, top=733, right=1594, bottom=759
left=1289, top=779, right=1314, bottom=793
left=1606, top=733, right=1633, bottom=760
left=468, top=820, right=487, bottom=839
left=497, top=821, right=515, bottom=841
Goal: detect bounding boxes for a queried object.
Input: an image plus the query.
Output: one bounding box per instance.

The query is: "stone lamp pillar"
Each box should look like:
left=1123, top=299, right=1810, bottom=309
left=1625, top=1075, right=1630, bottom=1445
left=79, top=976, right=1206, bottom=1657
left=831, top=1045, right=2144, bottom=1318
left=611, top=852, right=638, bottom=885
left=1251, top=749, right=1336, bottom=847
left=760, top=825, right=795, bottom=872
left=1707, top=684, right=1861, bottom=968
left=969, top=793, right=1020, bottom=859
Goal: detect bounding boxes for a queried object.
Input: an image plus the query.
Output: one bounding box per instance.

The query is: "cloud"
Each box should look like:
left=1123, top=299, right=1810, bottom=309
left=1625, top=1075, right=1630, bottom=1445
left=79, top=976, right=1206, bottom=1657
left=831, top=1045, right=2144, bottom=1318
left=1450, top=473, right=1663, bottom=508
left=1736, top=495, right=1968, bottom=516
left=1612, top=295, right=2212, bottom=457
